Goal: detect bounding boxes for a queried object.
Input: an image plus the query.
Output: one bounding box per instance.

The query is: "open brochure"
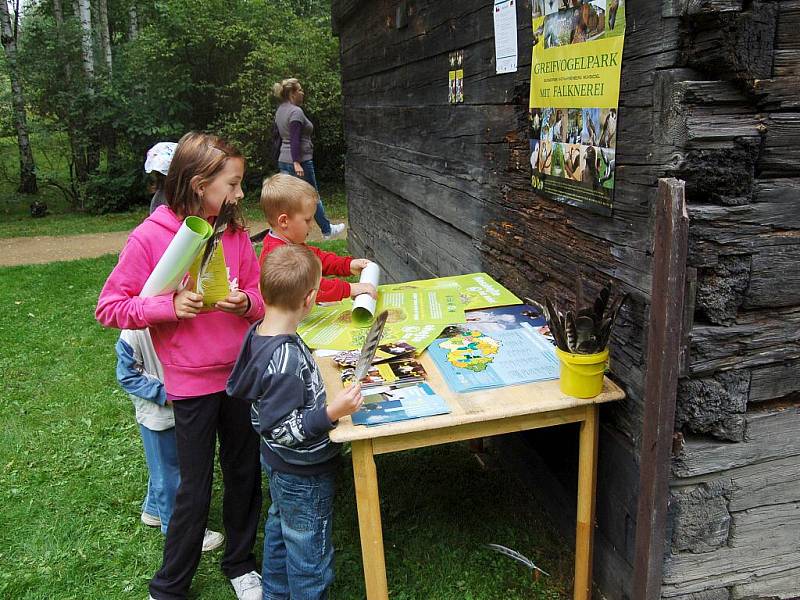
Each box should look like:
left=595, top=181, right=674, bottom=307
left=351, top=383, right=451, bottom=427
left=427, top=305, right=559, bottom=393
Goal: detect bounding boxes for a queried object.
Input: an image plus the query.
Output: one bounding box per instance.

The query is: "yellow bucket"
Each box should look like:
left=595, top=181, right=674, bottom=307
left=555, top=347, right=609, bottom=398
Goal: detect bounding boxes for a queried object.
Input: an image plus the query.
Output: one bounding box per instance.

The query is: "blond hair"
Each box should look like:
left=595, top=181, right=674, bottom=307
left=260, top=245, right=322, bottom=310
left=272, top=78, right=301, bottom=102
left=260, top=172, right=318, bottom=226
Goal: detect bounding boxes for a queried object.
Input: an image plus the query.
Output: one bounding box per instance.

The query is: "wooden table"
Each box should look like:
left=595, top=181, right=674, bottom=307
left=317, top=351, right=625, bottom=600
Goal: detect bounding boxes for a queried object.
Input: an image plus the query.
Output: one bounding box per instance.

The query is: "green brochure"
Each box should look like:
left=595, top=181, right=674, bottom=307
left=298, top=281, right=465, bottom=351
left=402, top=272, right=522, bottom=311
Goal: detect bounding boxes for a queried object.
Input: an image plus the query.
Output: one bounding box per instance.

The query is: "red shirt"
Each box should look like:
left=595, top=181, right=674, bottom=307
left=259, top=232, right=353, bottom=302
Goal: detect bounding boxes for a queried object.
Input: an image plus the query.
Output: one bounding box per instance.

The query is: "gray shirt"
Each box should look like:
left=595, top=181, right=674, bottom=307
left=275, top=102, right=314, bottom=164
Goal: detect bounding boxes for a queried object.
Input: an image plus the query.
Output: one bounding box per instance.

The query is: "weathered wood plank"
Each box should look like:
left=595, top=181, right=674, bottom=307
left=633, top=179, right=690, bottom=600
left=754, top=76, right=800, bottom=110
left=727, top=455, right=800, bottom=512
left=745, top=242, right=800, bottom=308
left=731, top=565, right=800, bottom=599
left=662, top=503, right=800, bottom=597
left=688, top=308, right=800, bottom=375
left=672, top=407, right=800, bottom=478
left=758, top=113, right=800, bottom=176
left=749, top=359, right=800, bottom=403
left=345, top=166, right=483, bottom=281
left=685, top=3, right=778, bottom=82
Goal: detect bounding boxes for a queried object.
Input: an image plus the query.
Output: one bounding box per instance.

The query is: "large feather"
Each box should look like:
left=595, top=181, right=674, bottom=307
left=196, top=201, right=236, bottom=289
left=564, top=311, right=578, bottom=352
left=485, top=544, right=550, bottom=577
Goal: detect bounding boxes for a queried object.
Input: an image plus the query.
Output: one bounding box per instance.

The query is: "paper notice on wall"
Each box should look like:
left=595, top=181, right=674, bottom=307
left=494, top=0, right=518, bottom=74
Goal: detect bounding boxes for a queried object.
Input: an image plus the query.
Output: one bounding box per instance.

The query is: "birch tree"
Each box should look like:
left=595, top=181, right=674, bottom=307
left=74, top=0, right=94, bottom=85
left=128, top=2, right=138, bottom=41
left=97, top=0, right=111, bottom=76
left=0, top=0, right=37, bottom=193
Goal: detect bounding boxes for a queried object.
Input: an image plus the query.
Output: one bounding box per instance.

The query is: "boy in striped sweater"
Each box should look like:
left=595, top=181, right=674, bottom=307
left=227, top=244, right=363, bottom=599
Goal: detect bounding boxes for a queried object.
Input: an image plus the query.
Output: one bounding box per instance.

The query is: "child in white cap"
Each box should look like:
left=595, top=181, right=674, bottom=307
left=144, top=142, right=177, bottom=214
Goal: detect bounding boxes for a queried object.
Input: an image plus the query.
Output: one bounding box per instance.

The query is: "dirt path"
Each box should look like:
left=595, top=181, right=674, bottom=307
left=0, top=220, right=342, bottom=267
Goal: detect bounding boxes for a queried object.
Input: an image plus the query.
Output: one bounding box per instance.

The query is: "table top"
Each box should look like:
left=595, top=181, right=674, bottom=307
left=317, top=351, right=625, bottom=444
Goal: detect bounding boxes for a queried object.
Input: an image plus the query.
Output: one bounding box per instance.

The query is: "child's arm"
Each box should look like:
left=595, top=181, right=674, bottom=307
left=309, top=245, right=352, bottom=277
left=115, top=335, right=167, bottom=405
left=96, top=237, right=178, bottom=330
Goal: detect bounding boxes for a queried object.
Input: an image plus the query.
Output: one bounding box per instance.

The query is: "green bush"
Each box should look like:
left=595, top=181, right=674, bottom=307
left=13, top=0, right=343, bottom=214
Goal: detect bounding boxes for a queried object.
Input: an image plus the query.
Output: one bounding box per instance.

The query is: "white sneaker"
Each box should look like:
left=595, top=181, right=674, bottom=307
left=323, top=222, right=346, bottom=240
left=141, top=512, right=161, bottom=528
left=202, top=528, right=224, bottom=552
left=230, top=570, right=262, bottom=600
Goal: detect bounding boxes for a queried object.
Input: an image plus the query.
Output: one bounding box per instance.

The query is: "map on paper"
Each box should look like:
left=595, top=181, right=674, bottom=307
left=427, top=305, right=559, bottom=393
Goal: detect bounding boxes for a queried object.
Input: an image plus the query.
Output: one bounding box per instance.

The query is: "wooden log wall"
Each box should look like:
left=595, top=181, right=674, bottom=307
left=662, top=1, right=800, bottom=598
left=332, top=0, right=799, bottom=598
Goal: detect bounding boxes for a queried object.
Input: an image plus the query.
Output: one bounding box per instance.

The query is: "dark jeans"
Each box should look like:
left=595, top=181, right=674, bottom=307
left=262, top=465, right=336, bottom=600
left=278, top=160, right=332, bottom=235
left=149, top=392, right=262, bottom=600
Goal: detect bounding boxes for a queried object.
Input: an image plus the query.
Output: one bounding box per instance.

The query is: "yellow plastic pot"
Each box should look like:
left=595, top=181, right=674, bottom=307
left=555, top=347, right=609, bottom=398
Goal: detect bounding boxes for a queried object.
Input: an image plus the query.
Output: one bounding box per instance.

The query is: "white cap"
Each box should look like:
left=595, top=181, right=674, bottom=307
left=144, top=142, right=177, bottom=175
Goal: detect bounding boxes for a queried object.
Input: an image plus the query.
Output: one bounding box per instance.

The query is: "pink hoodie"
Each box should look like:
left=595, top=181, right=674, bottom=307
left=96, top=205, right=265, bottom=397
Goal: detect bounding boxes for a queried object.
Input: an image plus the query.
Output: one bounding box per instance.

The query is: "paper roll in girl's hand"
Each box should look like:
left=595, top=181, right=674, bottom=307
left=351, top=261, right=380, bottom=326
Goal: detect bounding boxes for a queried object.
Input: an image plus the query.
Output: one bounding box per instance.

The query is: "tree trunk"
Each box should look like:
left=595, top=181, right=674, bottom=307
left=0, top=0, right=37, bottom=193
left=97, top=0, right=112, bottom=76
left=75, top=0, right=95, bottom=85
left=128, top=3, right=138, bottom=41
left=52, top=0, right=73, bottom=93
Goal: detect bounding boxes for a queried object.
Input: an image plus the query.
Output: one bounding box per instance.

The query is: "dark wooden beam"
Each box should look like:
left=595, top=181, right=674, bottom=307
left=632, top=178, right=690, bottom=599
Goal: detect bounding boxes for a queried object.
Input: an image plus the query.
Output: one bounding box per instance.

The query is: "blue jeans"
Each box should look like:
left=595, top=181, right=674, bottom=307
left=139, top=425, right=180, bottom=535
left=278, top=160, right=332, bottom=235
left=262, top=465, right=336, bottom=600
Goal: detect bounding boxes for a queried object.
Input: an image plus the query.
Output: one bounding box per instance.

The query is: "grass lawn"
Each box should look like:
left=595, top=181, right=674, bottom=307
left=0, top=251, right=572, bottom=599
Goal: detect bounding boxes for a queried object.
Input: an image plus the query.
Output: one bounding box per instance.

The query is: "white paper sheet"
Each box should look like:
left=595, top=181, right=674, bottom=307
left=493, top=0, right=518, bottom=74
left=140, top=216, right=212, bottom=298
left=351, top=262, right=381, bottom=325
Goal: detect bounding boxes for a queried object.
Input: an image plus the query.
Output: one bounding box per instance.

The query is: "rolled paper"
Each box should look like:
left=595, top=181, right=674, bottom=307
left=140, top=216, right=213, bottom=298
left=351, top=261, right=380, bottom=326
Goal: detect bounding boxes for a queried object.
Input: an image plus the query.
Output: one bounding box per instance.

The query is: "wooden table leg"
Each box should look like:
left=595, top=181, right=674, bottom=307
left=574, top=404, right=599, bottom=600
left=351, top=439, right=389, bottom=600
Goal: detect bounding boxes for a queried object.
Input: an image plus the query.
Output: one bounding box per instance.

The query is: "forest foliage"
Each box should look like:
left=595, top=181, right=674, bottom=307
left=8, top=0, right=342, bottom=212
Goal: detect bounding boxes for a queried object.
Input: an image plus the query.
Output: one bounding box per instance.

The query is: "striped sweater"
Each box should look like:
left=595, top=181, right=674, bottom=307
left=226, top=323, right=340, bottom=475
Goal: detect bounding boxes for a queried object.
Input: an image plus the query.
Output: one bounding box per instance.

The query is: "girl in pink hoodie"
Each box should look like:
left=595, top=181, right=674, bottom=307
left=96, top=132, right=264, bottom=600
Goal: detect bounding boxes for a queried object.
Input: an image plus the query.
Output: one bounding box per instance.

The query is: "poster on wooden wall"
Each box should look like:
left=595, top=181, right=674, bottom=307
left=528, top=0, right=626, bottom=216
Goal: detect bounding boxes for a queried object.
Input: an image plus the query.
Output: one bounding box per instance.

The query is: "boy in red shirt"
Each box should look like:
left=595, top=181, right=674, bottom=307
left=259, top=173, right=377, bottom=302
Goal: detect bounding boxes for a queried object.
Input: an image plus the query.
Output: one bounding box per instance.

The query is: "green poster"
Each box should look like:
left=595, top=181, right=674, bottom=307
left=529, top=0, right=626, bottom=215
left=298, top=282, right=465, bottom=351
left=403, top=272, right=522, bottom=311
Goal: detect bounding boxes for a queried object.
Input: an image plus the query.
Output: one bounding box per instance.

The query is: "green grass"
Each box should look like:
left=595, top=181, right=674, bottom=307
left=0, top=253, right=571, bottom=599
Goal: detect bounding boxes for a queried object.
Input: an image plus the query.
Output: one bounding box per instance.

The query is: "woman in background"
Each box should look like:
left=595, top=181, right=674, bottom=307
left=273, top=78, right=345, bottom=240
